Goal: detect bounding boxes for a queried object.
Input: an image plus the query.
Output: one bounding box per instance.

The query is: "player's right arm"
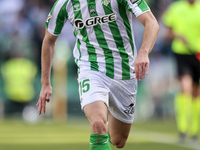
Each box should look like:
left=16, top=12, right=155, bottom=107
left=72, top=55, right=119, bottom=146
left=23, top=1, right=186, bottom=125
left=36, top=29, right=58, bottom=115
left=36, top=0, right=68, bottom=115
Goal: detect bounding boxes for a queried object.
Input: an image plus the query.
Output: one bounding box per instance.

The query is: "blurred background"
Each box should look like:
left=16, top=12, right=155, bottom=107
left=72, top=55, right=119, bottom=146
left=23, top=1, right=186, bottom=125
left=0, top=0, right=199, bottom=150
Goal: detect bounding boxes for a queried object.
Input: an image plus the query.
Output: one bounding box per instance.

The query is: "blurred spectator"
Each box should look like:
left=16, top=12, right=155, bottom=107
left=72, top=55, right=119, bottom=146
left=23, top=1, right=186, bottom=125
left=1, top=52, right=37, bottom=116
left=162, top=0, right=200, bottom=142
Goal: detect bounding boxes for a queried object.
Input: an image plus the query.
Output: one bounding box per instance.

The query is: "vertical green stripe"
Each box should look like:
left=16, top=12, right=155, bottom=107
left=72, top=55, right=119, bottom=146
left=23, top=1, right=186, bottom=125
left=87, top=1, right=114, bottom=78
left=72, top=0, right=99, bottom=71
left=76, top=39, right=81, bottom=74
left=77, top=39, right=81, bottom=60
left=54, top=1, right=69, bottom=34
left=117, top=2, right=134, bottom=56
left=74, top=29, right=78, bottom=37
left=46, top=0, right=59, bottom=29
left=102, top=4, right=130, bottom=79
left=118, top=0, right=135, bottom=16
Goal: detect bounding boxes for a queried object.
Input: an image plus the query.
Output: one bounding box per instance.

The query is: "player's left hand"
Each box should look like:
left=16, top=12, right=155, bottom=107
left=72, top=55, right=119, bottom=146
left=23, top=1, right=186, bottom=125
left=133, top=52, right=149, bottom=81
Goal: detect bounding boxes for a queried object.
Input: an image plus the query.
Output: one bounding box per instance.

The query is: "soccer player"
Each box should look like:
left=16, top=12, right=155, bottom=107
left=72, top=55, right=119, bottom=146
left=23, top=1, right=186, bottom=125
left=36, top=0, right=159, bottom=149
left=162, top=0, right=200, bottom=142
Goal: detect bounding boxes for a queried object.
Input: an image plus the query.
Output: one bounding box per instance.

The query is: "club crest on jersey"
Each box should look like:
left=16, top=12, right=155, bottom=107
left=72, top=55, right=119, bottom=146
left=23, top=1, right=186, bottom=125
left=74, top=13, right=116, bottom=29
left=74, top=4, right=80, bottom=11
left=101, top=0, right=111, bottom=6
left=90, top=6, right=96, bottom=15
left=46, top=14, right=52, bottom=22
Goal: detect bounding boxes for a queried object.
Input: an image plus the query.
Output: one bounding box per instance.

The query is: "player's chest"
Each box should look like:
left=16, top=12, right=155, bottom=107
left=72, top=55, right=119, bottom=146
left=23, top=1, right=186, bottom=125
left=68, top=0, right=118, bottom=20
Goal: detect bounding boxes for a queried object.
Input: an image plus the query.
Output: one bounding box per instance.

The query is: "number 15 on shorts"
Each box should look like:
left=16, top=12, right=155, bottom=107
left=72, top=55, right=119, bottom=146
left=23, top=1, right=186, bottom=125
left=79, top=79, right=90, bottom=96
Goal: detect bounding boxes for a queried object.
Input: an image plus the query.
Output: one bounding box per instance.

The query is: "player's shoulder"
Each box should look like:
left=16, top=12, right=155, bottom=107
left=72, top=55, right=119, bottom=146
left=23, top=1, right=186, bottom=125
left=53, top=0, right=71, bottom=11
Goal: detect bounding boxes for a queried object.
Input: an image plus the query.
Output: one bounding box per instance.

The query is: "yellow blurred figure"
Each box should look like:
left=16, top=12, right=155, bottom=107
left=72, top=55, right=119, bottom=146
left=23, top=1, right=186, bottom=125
left=162, top=0, right=200, bottom=142
left=1, top=58, right=37, bottom=115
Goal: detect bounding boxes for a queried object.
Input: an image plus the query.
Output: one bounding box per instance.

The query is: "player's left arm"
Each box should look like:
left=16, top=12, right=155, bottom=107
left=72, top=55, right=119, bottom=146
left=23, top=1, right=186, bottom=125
left=134, top=11, right=159, bottom=81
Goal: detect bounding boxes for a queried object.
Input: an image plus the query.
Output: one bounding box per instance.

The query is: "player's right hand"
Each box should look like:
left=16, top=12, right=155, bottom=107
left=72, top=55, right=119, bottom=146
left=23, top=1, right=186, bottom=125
left=36, top=85, right=52, bottom=115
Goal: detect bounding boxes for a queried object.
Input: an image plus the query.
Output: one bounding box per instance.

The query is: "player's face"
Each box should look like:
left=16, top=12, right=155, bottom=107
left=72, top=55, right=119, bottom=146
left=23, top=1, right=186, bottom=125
left=187, top=0, right=196, bottom=5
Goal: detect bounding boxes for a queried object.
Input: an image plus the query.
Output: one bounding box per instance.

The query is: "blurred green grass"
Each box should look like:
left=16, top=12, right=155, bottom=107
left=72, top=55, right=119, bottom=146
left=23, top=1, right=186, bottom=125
left=0, top=118, right=199, bottom=150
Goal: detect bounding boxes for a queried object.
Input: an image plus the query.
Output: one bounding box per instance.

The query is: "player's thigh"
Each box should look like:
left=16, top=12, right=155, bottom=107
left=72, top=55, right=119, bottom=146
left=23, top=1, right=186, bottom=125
left=108, top=78, right=137, bottom=124
left=84, top=101, right=108, bottom=134
left=108, top=111, right=132, bottom=147
left=107, top=78, right=137, bottom=147
left=78, top=70, right=110, bottom=134
left=78, top=70, right=110, bottom=110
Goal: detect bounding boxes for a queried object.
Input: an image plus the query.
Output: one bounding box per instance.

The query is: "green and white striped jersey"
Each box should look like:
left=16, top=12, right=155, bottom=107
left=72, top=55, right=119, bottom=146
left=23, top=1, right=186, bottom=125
left=46, top=0, right=150, bottom=79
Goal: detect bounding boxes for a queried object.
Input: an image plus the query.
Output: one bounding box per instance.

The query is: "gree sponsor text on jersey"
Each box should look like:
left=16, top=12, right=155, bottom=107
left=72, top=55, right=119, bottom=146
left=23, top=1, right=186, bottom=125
left=74, top=13, right=116, bottom=29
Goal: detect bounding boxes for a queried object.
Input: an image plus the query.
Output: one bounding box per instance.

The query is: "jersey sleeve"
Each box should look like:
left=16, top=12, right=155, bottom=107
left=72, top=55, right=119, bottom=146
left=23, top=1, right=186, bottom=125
left=45, top=0, right=69, bottom=36
left=119, top=0, right=150, bottom=17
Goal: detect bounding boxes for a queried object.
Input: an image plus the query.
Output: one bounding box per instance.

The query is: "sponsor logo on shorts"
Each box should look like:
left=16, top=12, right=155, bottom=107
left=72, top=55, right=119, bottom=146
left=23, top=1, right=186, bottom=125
left=124, top=103, right=135, bottom=115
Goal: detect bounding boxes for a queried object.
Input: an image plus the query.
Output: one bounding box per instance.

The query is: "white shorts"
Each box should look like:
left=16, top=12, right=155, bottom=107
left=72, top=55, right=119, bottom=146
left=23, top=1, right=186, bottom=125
left=77, top=70, right=138, bottom=124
